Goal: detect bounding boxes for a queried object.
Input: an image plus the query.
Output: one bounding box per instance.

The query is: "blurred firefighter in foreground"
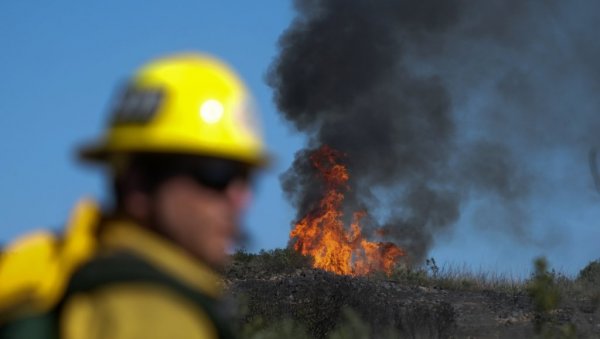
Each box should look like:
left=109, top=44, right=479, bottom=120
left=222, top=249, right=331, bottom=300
left=0, top=53, right=268, bottom=338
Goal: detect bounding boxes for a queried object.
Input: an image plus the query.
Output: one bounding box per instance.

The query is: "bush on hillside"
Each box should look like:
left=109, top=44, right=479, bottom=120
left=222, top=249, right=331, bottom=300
left=577, top=259, right=600, bottom=285
left=228, top=247, right=313, bottom=279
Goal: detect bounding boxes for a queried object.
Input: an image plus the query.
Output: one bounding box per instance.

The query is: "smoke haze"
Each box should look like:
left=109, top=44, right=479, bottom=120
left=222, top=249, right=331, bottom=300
left=268, top=0, right=600, bottom=264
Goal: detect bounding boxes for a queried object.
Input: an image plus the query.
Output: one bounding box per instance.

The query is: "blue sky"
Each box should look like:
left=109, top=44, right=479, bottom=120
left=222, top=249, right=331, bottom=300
left=1, top=1, right=598, bottom=278
left=0, top=1, right=301, bottom=248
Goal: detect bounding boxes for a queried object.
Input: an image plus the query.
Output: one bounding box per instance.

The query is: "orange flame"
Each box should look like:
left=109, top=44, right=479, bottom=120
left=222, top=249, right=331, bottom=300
left=290, top=145, right=405, bottom=275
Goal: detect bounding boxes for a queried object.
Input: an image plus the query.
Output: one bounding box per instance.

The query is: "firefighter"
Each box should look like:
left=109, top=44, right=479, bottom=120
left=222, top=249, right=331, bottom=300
left=0, top=53, right=268, bottom=338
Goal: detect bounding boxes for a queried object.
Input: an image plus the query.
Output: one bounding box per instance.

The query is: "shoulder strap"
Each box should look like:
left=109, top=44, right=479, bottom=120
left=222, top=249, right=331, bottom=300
left=0, top=199, right=100, bottom=339
left=0, top=199, right=99, bottom=319
left=0, top=313, right=58, bottom=339
left=63, top=251, right=237, bottom=339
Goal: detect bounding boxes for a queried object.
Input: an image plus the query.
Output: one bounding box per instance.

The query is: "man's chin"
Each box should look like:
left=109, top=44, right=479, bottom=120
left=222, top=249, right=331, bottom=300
left=195, top=242, right=233, bottom=270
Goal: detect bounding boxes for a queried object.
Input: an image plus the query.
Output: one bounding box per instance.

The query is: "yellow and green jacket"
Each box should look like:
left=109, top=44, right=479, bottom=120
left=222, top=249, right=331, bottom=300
left=0, top=199, right=235, bottom=339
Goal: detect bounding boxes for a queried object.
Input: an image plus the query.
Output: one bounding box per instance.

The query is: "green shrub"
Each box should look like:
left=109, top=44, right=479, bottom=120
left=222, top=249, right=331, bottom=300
left=577, top=259, right=600, bottom=285
left=388, top=265, right=429, bottom=286
left=527, top=258, right=579, bottom=338
left=232, top=249, right=255, bottom=264
left=227, top=247, right=313, bottom=279
left=252, top=248, right=313, bottom=273
left=528, top=258, right=560, bottom=315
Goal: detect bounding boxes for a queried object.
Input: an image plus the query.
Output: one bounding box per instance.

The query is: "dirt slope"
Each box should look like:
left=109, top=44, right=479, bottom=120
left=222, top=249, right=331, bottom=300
left=226, top=263, right=600, bottom=338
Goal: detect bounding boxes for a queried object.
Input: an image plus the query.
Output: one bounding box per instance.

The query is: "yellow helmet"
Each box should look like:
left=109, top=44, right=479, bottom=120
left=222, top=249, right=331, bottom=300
left=79, top=53, right=268, bottom=167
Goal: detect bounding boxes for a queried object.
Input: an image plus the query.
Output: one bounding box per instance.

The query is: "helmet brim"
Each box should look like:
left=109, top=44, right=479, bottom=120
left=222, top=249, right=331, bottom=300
left=77, top=141, right=272, bottom=169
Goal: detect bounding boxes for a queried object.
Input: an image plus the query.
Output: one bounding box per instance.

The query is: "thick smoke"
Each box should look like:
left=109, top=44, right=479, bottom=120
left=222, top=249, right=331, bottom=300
left=268, top=0, right=600, bottom=263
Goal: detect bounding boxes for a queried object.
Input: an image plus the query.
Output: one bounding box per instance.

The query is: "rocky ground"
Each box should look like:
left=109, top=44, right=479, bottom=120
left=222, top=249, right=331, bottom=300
left=224, top=250, right=600, bottom=339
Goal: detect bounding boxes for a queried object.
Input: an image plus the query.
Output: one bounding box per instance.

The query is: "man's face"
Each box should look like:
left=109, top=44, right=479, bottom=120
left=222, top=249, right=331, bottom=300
left=151, top=176, right=252, bottom=269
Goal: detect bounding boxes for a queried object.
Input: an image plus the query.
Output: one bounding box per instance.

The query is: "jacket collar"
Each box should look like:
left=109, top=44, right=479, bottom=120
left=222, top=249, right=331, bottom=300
left=99, top=220, right=223, bottom=298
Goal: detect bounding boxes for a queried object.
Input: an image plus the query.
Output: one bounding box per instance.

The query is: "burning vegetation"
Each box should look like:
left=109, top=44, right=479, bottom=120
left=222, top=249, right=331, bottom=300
left=269, top=0, right=600, bottom=281
left=290, top=145, right=405, bottom=275
left=233, top=0, right=600, bottom=336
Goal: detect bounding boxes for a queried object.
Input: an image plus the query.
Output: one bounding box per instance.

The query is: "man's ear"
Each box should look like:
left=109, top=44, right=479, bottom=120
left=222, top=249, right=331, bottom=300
left=124, top=191, right=151, bottom=221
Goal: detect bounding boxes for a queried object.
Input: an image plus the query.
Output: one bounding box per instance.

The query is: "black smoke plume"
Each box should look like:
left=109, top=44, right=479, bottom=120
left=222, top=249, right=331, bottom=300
left=268, top=0, right=600, bottom=263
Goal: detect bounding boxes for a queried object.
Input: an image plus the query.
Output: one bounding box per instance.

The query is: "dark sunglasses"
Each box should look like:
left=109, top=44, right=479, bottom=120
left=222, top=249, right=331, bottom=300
left=183, top=158, right=252, bottom=191
left=133, top=154, right=253, bottom=192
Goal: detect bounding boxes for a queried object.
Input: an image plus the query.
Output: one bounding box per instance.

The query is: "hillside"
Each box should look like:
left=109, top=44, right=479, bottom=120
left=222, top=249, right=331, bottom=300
left=225, top=249, right=600, bottom=339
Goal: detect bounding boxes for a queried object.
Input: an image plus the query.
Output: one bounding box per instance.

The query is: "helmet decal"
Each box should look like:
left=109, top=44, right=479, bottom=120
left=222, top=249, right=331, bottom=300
left=110, top=86, right=164, bottom=125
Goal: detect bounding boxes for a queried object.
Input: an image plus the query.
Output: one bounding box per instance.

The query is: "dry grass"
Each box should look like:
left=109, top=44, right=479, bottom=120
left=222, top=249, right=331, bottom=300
left=226, top=250, right=600, bottom=339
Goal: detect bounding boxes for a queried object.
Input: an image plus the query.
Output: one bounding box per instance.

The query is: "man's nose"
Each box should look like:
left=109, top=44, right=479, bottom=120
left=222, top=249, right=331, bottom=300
left=225, top=179, right=252, bottom=212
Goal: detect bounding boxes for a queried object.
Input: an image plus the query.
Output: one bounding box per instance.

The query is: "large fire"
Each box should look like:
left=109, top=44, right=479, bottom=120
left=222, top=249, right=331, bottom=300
left=290, top=145, right=405, bottom=275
